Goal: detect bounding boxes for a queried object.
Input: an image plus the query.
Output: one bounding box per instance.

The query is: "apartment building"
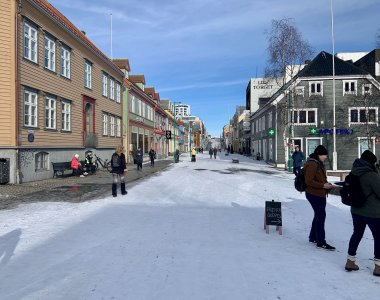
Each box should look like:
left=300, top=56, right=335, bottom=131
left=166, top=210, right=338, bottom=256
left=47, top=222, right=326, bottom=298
left=0, top=0, right=124, bottom=183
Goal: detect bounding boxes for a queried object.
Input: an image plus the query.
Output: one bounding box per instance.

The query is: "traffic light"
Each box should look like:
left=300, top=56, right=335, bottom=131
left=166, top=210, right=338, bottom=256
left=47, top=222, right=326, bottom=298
left=165, top=130, right=172, bottom=139
left=309, top=127, right=318, bottom=135
left=267, top=127, right=275, bottom=137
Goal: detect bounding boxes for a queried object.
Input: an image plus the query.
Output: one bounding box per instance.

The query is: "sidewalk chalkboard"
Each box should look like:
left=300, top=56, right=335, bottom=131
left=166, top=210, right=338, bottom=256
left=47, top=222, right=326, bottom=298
left=265, top=201, right=282, bottom=226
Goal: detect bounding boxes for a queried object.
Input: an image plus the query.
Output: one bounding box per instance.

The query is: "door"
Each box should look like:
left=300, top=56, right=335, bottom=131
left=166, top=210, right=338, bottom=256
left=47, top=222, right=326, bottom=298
left=306, top=138, right=322, bottom=157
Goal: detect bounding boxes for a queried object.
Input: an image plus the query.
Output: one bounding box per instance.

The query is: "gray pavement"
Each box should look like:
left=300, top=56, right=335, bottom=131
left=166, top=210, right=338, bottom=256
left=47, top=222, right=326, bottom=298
left=0, top=159, right=173, bottom=210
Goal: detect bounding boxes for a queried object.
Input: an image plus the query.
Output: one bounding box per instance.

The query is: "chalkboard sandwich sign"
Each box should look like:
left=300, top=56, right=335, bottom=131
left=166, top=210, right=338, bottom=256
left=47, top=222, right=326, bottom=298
left=264, top=200, right=282, bottom=235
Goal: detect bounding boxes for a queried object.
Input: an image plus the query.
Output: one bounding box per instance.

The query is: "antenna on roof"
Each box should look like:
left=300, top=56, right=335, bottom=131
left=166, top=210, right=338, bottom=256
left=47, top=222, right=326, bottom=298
left=110, top=13, right=113, bottom=59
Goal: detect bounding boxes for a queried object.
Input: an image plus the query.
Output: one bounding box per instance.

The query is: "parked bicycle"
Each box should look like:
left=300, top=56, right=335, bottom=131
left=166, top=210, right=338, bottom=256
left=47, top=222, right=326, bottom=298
left=94, top=154, right=112, bottom=172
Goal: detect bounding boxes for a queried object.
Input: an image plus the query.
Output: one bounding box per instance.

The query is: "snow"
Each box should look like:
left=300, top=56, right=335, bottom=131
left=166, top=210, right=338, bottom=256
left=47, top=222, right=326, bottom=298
left=0, top=153, right=379, bottom=300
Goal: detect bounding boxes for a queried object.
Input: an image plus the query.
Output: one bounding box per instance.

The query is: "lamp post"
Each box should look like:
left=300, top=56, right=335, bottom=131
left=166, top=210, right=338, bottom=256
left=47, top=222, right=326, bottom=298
left=173, top=102, right=181, bottom=163
left=330, top=0, right=337, bottom=170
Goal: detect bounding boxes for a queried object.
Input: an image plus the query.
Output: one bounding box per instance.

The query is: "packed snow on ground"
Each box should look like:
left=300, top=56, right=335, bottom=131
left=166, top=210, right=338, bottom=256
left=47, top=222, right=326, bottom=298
left=0, top=153, right=379, bottom=300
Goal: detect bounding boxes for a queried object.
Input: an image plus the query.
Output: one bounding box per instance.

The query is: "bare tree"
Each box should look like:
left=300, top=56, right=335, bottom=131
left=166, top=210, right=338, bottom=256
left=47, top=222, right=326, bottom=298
left=264, top=18, right=313, bottom=169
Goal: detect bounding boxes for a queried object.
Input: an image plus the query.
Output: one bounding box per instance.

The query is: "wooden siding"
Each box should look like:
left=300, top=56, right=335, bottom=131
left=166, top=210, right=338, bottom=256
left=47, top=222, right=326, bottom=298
left=0, top=0, right=16, bottom=146
left=18, top=1, right=123, bottom=149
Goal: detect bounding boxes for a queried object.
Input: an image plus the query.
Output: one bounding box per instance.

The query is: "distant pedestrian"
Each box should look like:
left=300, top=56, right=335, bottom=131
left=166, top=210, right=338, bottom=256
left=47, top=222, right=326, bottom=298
left=304, top=145, right=334, bottom=250
left=111, top=145, right=127, bottom=197
left=135, top=147, right=143, bottom=171
left=213, top=147, right=217, bottom=159
left=344, top=150, right=380, bottom=276
left=191, top=148, right=196, bottom=162
left=292, top=146, right=305, bottom=177
left=85, top=152, right=96, bottom=174
left=71, top=154, right=87, bottom=177
left=149, top=148, right=156, bottom=167
left=209, top=148, right=213, bottom=159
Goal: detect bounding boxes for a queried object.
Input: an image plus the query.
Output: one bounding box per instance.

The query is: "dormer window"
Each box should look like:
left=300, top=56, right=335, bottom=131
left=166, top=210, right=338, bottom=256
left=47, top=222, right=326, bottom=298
left=343, top=80, right=357, bottom=95
left=309, top=82, right=323, bottom=96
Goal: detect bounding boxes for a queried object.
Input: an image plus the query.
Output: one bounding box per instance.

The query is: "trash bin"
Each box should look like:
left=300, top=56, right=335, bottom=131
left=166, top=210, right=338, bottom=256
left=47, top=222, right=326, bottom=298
left=0, top=158, right=10, bottom=184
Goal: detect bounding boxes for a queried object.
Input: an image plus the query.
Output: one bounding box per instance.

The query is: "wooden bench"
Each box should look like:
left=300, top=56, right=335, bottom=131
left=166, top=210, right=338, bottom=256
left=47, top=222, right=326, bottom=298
left=52, top=161, right=85, bottom=178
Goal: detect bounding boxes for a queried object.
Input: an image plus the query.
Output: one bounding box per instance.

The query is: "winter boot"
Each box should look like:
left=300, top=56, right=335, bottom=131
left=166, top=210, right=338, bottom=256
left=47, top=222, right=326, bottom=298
left=112, top=183, right=117, bottom=197
left=374, top=259, right=380, bottom=277
left=345, top=256, right=359, bottom=271
left=121, top=182, right=127, bottom=195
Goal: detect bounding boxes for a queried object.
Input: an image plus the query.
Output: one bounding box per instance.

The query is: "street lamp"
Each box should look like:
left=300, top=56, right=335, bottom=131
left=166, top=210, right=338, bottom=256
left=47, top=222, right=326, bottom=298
left=173, top=101, right=181, bottom=163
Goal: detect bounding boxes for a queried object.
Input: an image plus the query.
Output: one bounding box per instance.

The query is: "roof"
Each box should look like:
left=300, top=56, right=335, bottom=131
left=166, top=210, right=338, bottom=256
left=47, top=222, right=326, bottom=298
left=153, top=93, right=160, bottom=102
left=354, top=49, right=380, bottom=79
left=129, top=75, right=146, bottom=85
left=144, top=87, right=155, bottom=98
left=112, top=59, right=131, bottom=72
left=299, top=51, right=368, bottom=77
left=31, top=0, right=123, bottom=77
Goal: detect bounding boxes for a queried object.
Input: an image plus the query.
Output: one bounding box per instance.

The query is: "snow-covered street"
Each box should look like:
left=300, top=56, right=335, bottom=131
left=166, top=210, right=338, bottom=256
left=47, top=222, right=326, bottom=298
left=0, top=153, right=379, bottom=300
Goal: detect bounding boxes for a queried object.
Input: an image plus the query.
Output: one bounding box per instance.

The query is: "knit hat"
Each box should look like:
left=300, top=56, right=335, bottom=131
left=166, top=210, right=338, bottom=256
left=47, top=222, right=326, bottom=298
left=74, top=154, right=79, bottom=159
left=361, top=150, right=377, bottom=165
left=314, top=145, right=328, bottom=156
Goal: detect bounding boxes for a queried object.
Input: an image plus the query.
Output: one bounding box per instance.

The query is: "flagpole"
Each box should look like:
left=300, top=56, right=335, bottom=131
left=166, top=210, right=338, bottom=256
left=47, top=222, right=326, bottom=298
left=110, top=13, right=113, bottom=59
left=330, top=0, right=337, bottom=170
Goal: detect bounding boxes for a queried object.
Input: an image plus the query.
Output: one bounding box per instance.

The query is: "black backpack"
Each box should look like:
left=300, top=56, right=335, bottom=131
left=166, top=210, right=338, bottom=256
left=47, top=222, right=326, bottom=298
left=294, top=168, right=306, bottom=192
left=340, top=173, right=370, bottom=208
left=112, top=154, right=121, bottom=168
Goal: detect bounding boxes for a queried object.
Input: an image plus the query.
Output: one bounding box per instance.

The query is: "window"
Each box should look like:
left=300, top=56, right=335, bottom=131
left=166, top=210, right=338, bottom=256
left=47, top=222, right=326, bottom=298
left=61, top=101, right=71, bottom=131
left=309, top=82, right=323, bottom=96
left=116, top=83, right=121, bottom=103
left=343, top=80, right=357, bottom=95
left=44, top=35, right=56, bottom=71
left=292, top=109, right=317, bottom=125
left=24, top=22, right=38, bottom=63
left=349, top=107, right=378, bottom=124
left=109, top=78, right=115, bottom=100
left=295, top=86, right=304, bottom=96
left=131, top=95, right=136, bottom=113
left=61, top=45, right=71, bottom=78
left=45, top=96, right=56, bottom=129
left=24, top=89, right=38, bottom=127
left=110, top=115, right=115, bottom=136
left=35, top=152, right=49, bottom=171
left=102, top=113, right=108, bottom=135
left=116, top=117, right=121, bottom=137
left=362, top=84, right=372, bottom=95
left=84, top=61, right=92, bottom=88
left=138, top=100, right=142, bottom=116
left=102, top=73, right=108, bottom=97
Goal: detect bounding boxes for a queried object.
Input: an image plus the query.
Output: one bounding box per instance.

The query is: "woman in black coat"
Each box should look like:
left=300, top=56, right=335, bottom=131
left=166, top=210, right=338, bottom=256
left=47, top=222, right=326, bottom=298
left=111, top=145, right=127, bottom=197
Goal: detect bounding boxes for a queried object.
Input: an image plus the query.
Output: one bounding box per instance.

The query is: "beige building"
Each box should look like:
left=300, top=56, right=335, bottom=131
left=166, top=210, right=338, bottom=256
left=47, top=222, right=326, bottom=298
left=0, top=0, right=124, bottom=183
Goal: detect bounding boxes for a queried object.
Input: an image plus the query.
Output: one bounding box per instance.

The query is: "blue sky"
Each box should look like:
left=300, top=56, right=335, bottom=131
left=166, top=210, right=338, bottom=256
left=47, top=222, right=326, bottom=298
left=49, top=0, right=379, bottom=136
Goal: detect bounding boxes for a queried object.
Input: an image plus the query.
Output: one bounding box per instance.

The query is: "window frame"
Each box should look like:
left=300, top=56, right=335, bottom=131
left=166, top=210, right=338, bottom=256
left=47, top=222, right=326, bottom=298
left=109, top=78, right=115, bottom=100
left=44, top=34, right=56, bottom=72
left=61, top=100, right=71, bottom=131
left=45, top=95, right=56, bottom=129
left=61, top=45, right=71, bottom=79
left=309, top=81, right=323, bottom=96
left=24, top=21, right=38, bottom=63
left=349, top=107, right=378, bottom=125
left=84, top=60, right=92, bottom=89
left=102, top=113, right=108, bottom=136
left=102, top=73, right=108, bottom=97
left=24, top=89, right=38, bottom=128
left=116, top=82, right=121, bottom=103
left=35, top=151, right=49, bottom=171
left=292, top=108, right=317, bottom=126
left=116, top=117, right=121, bottom=137
left=362, top=84, right=372, bottom=96
left=110, top=115, right=115, bottom=137
left=295, top=86, right=304, bottom=97
left=343, top=80, right=357, bottom=96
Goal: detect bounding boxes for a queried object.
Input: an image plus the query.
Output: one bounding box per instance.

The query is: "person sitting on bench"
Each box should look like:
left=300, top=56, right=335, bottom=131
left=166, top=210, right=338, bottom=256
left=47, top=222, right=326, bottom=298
left=71, top=154, right=87, bottom=177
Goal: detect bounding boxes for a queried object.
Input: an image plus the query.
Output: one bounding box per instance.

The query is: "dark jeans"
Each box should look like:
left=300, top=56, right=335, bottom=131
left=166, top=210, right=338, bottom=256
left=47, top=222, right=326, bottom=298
left=150, top=158, right=154, bottom=166
left=293, top=166, right=301, bottom=176
left=137, top=162, right=142, bottom=171
left=306, top=192, right=326, bottom=244
left=348, top=213, right=380, bottom=259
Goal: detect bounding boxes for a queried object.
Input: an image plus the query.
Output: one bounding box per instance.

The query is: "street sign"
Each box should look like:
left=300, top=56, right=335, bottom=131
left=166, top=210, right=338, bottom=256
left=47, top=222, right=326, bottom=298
left=165, top=130, right=171, bottom=139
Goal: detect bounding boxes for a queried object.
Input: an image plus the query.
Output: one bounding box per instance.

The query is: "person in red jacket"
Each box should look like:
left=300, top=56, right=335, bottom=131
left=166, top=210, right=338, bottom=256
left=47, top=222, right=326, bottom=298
left=71, top=154, right=87, bottom=177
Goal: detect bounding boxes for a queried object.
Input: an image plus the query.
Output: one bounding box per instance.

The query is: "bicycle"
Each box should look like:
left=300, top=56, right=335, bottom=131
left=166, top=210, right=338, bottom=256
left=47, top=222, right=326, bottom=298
left=94, top=154, right=112, bottom=172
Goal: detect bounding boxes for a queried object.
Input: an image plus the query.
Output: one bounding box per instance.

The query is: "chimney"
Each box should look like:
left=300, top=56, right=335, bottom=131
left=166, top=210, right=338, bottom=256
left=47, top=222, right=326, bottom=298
left=305, top=60, right=311, bottom=65
left=81, top=30, right=86, bottom=36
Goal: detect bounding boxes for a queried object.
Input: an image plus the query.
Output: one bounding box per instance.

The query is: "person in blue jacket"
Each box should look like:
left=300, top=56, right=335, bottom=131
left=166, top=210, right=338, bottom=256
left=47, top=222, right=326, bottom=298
left=292, top=146, right=305, bottom=177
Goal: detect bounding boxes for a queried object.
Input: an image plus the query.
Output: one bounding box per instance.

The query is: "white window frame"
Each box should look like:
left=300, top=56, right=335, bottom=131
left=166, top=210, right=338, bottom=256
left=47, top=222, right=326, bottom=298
left=362, top=84, right=372, bottom=96
left=349, top=107, right=378, bottom=125
left=84, top=61, right=92, bottom=89
left=131, top=95, right=136, bottom=114
left=110, top=115, right=115, bottom=136
left=138, top=100, right=142, bottom=116
left=357, top=137, right=375, bottom=157
left=116, top=117, right=121, bottom=137
left=305, top=137, right=323, bottom=157
left=45, top=96, right=56, bottom=129
left=343, top=80, right=357, bottom=96
left=44, top=35, right=56, bottom=71
left=35, top=151, right=49, bottom=171
left=102, top=113, right=108, bottom=136
left=24, top=89, right=38, bottom=127
left=116, top=83, right=121, bottom=103
left=295, top=86, right=304, bottom=97
left=61, top=101, right=71, bottom=131
left=61, top=45, right=71, bottom=79
left=109, top=78, right=115, bottom=100
left=309, top=81, right=323, bottom=96
left=24, top=21, right=38, bottom=63
left=293, top=108, right=317, bottom=126
left=102, top=73, right=108, bottom=97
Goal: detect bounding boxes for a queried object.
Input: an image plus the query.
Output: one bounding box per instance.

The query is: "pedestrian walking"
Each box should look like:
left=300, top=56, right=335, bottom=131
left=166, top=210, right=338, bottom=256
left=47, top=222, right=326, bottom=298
left=135, top=147, right=143, bottom=171
left=292, top=146, right=305, bottom=177
left=191, top=148, right=196, bottom=162
left=111, top=145, right=127, bottom=197
left=345, top=150, right=380, bottom=276
left=209, top=148, right=213, bottom=159
left=304, top=145, right=334, bottom=250
left=213, top=147, right=217, bottom=159
left=71, top=154, right=87, bottom=177
left=149, top=148, right=156, bottom=167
